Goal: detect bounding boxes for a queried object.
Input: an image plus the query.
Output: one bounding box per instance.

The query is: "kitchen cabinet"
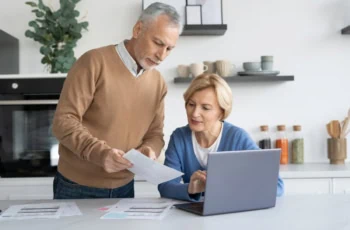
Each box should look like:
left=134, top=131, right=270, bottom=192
left=282, top=178, right=332, bottom=195
left=2, top=163, right=350, bottom=200
left=332, top=178, right=350, bottom=194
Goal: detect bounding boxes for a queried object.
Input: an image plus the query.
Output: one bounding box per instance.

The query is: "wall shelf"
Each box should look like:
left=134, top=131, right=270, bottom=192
left=341, top=26, right=350, bottom=34
left=181, top=24, right=227, bottom=36
left=174, top=75, right=294, bottom=83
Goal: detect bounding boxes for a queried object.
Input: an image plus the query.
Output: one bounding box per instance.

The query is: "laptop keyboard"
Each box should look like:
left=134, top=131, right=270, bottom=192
left=180, top=202, right=204, bottom=213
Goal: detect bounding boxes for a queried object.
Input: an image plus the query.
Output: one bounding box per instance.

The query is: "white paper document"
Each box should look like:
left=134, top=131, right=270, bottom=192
left=0, top=203, right=64, bottom=220
left=101, top=198, right=175, bottom=220
left=123, top=149, right=183, bottom=185
left=0, top=202, right=81, bottom=220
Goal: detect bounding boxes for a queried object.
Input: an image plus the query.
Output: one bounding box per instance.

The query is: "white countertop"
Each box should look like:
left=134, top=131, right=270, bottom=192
left=1, top=195, right=350, bottom=230
left=1, top=163, right=350, bottom=185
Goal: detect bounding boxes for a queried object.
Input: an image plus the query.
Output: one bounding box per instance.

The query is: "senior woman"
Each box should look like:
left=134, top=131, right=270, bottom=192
left=158, top=73, right=284, bottom=201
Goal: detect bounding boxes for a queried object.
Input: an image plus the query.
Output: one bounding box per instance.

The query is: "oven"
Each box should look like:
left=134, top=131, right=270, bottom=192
left=0, top=77, right=65, bottom=177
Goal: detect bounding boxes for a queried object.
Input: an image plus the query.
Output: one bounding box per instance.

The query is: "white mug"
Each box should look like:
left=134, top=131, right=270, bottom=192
left=190, top=63, right=208, bottom=78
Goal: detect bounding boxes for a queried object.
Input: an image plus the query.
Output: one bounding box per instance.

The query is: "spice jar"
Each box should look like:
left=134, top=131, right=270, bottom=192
left=292, top=125, right=304, bottom=164
left=276, top=125, right=288, bottom=164
left=258, top=125, right=271, bottom=149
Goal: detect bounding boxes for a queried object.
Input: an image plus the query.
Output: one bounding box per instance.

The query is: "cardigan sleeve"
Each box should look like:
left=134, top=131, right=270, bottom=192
left=158, top=131, right=201, bottom=201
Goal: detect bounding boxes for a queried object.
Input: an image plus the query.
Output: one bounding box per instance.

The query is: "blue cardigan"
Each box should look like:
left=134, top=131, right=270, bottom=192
left=158, top=121, right=284, bottom=201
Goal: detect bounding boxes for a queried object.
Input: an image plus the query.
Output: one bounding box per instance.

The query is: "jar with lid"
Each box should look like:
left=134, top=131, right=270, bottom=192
left=258, top=125, right=271, bottom=149
left=292, top=125, right=304, bottom=164
left=276, top=125, right=288, bottom=164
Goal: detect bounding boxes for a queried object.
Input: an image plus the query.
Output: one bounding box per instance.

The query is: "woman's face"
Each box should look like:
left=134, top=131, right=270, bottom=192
left=186, top=87, right=223, bottom=133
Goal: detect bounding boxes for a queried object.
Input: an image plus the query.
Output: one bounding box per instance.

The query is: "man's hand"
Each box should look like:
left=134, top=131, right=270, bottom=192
left=188, top=170, right=207, bottom=194
left=137, top=146, right=157, bottom=160
left=102, top=148, right=133, bottom=173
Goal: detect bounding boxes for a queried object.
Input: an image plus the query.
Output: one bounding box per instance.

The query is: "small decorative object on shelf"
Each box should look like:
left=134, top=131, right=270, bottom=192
left=341, top=25, right=350, bottom=34
left=142, top=0, right=227, bottom=36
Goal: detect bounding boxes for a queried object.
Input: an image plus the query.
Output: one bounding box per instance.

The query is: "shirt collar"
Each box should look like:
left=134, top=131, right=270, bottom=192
left=116, top=40, right=144, bottom=77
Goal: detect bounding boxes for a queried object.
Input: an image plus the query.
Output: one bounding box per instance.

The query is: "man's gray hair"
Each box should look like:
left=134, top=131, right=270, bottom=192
left=139, top=2, right=183, bottom=33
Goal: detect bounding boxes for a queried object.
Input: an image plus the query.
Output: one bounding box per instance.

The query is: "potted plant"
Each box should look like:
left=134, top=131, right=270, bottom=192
left=25, top=0, right=88, bottom=73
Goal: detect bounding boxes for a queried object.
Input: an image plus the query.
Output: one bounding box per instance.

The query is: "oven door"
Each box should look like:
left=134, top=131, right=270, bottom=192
left=0, top=98, right=59, bottom=177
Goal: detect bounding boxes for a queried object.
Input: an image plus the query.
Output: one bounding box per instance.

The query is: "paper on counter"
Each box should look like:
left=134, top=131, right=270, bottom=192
left=123, top=149, right=183, bottom=185
left=101, top=198, right=175, bottom=220
left=0, top=203, right=64, bottom=220
left=0, top=202, right=81, bottom=220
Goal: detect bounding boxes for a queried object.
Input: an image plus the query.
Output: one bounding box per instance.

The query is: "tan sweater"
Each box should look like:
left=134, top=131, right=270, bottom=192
left=52, top=45, right=167, bottom=188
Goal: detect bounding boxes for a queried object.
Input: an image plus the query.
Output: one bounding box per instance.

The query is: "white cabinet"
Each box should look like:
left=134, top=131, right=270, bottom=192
left=332, top=178, right=350, bottom=194
left=283, top=178, right=332, bottom=195
left=0, top=178, right=158, bottom=200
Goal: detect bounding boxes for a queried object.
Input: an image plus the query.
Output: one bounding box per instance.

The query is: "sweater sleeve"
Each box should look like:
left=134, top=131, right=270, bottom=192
left=158, top=131, right=201, bottom=201
left=52, top=50, right=112, bottom=167
left=235, top=127, right=285, bottom=197
left=139, top=78, right=167, bottom=157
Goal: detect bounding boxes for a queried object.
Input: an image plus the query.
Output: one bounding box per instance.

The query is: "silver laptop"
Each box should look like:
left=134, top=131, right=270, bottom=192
left=174, top=149, right=281, bottom=216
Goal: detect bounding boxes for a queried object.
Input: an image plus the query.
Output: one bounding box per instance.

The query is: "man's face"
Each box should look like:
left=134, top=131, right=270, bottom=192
left=132, top=15, right=180, bottom=70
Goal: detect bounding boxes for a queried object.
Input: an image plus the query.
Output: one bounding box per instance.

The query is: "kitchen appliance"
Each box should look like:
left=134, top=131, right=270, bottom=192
left=0, top=76, right=65, bottom=177
left=0, top=30, right=19, bottom=74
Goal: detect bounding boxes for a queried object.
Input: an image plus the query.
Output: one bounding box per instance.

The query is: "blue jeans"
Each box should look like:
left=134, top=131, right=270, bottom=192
left=53, top=172, right=134, bottom=199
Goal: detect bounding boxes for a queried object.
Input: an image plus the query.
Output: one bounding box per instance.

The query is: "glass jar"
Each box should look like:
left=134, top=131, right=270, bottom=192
left=292, top=125, right=304, bottom=164
left=276, top=125, right=288, bottom=164
left=258, top=125, right=271, bottom=149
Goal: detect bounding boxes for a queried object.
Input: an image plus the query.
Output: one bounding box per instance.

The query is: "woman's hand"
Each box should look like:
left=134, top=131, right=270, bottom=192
left=188, top=170, right=207, bottom=194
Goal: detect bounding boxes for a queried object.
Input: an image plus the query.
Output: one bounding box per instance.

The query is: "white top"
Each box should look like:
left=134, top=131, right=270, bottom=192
left=0, top=196, right=350, bottom=230
left=115, top=41, right=144, bottom=77
left=192, top=124, right=223, bottom=168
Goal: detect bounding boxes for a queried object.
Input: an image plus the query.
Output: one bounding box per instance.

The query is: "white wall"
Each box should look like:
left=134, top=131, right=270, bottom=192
left=1, top=0, right=350, bottom=162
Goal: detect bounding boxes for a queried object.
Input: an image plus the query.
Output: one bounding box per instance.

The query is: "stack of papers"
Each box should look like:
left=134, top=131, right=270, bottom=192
left=100, top=198, right=175, bottom=220
left=0, top=202, right=81, bottom=220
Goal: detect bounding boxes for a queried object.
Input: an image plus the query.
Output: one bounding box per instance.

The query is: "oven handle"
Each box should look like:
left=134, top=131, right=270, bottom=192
left=0, top=100, right=58, bottom=105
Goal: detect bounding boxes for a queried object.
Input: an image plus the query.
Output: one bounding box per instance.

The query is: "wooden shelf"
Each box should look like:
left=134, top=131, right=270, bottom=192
left=174, top=75, right=294, bottom=83
left=181, top=24, right=227, bottom=36
left=341, top=25, right=350, bottom=34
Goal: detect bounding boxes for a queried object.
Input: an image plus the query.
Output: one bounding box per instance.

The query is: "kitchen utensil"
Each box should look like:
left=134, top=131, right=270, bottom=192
left=326, top=122, right=333, bottom=137
left=330, top=120, right=341, bottom=138
left=341, top=117, right=349, bottom=138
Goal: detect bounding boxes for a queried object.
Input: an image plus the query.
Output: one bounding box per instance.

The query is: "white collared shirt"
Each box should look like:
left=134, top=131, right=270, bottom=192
left=115, top=40, right=144, bottom=77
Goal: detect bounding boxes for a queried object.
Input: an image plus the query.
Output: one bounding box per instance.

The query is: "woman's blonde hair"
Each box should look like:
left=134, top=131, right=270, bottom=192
left=183, top=73, right=233, bottom=120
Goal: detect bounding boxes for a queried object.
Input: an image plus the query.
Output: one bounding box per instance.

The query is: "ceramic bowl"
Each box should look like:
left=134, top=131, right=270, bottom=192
left=243, top=62, right=261, bottom=71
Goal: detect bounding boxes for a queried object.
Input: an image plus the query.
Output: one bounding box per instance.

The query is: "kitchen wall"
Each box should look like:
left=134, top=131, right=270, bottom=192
left=1, top=0, right=350, bottom=162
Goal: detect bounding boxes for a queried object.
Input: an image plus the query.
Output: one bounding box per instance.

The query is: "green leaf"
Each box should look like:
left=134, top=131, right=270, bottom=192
left=40, top=46, right=51, bottom=55
left=73, top=10, right=80, bottom=17
left=25, top=1, right=37, bottom=7
left=28, top=20, right=39, bottom=29
left=25, top=30, right=35, bottom=38
left=35, top=11, right=45, bottom=17
left=79, top=21, right=89, bottom=30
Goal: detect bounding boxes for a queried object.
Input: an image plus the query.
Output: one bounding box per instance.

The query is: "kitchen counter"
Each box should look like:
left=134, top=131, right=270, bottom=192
left=1, top=163, right=350, bottom=184
left=1, top=195, right=350, bottom=230
left=279, top=163, right=350, bottom=178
